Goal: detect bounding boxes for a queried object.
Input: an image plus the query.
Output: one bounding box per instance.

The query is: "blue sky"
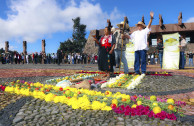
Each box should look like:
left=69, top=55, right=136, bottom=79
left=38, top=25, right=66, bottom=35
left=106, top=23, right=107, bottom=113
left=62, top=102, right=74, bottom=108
left=0, top=0, right=194, bottom=53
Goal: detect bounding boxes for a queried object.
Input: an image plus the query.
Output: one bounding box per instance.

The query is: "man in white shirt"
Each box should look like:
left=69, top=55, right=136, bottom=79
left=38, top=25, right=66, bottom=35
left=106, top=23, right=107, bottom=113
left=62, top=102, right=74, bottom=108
left=124, top=12, right=154, bottom=74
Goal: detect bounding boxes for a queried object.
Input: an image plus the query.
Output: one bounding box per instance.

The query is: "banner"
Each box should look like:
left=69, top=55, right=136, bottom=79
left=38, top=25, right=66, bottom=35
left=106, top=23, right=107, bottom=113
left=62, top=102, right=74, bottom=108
left=121, top=40, right=135, bottom=69
left=162, top=33, right=180, bottom=69
left=126, top=41, right=135, bottom=68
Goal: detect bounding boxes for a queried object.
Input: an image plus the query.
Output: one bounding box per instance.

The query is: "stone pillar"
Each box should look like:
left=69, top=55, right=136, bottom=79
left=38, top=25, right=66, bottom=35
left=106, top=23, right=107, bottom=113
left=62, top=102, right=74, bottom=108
left=23, top=41, right=27, bottom=63
left=42, top=39, right=46, bottom=64
left=5, top=41, right=9, bottom=53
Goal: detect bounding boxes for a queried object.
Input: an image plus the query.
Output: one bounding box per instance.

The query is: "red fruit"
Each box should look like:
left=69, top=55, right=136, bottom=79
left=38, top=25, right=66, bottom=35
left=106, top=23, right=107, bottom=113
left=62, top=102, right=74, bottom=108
left=35, top=88, right=39, bottom=90
left=11, top=84, right=14, bottom=86
left=46, top=89, right=50, bottom=92
left=77, top=91, right=81, bottom=94
left=67, top=97, right=71, bottom=99
left=63, top=91, right=66, bottom=94
left=59, top=87, right=63, bottom=91
left=28, top=87, right=31, bottom=89
left=67, top=89, right=69, bottom=90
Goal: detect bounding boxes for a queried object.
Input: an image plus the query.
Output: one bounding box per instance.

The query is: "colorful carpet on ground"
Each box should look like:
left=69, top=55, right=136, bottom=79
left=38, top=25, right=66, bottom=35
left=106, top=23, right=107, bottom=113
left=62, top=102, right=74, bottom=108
left=0, top=70, right=188, bottom=121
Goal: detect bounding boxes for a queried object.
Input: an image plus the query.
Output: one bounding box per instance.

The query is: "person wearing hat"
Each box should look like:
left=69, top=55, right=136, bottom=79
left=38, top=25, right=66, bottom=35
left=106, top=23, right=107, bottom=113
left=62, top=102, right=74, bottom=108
left=114, top=21, right=130, bottom=73
left=128, top=11, right=154, bottom=75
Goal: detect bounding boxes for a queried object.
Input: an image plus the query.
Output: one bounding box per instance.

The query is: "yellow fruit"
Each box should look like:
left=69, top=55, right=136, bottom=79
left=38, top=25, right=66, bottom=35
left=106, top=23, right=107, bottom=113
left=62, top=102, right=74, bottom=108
left=153, top=106, right=161, bottom=114
left=137, top=101, right=142, bottom=105
left=152, top=102, right=158, bottom=106
left=150, top=95, right=157, bottom=101
left=131, top=104, right=137, bottom=108
left=167, top=98, right=174, bottom=104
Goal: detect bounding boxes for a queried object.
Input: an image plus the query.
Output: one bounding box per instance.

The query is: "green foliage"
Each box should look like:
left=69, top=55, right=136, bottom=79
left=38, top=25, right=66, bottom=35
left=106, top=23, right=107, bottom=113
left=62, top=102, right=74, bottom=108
left=59, top=17, right=87, bottom=53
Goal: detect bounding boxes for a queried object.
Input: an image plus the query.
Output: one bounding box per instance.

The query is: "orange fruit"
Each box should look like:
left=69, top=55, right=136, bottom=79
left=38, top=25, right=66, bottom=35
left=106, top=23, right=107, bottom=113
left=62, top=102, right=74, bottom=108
left=168, top=105, right=174, bottom=110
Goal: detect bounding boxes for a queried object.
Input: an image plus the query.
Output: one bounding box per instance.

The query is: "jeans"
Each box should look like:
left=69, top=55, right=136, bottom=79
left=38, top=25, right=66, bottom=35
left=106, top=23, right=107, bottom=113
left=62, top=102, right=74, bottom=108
left=151, top=58, right=154, bottom=64
left=189, top=58, right=193, bottom=66
left=159, top=52, right=163, bottom=68
left=114, top=50, right=128, bottom=74
left=114, top=49, right=120, bottom=66
left=179, top=52, right=185, bottom=69
left=134, top=50, right=147, bottom=74
left=155, top=58, right=158, bottom=64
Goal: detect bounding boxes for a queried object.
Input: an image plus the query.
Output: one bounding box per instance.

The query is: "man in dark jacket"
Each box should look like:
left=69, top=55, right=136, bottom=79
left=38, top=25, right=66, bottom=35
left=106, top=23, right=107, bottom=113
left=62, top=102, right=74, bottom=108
left=156, top=38, right=163, bottom=68
left=57, top=49, right=62, bottom=65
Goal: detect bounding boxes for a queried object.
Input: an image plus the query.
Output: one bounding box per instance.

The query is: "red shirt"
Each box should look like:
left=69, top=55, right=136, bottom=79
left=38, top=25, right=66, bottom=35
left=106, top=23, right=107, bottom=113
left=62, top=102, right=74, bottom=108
left=100, top=35, right=112, bottom=48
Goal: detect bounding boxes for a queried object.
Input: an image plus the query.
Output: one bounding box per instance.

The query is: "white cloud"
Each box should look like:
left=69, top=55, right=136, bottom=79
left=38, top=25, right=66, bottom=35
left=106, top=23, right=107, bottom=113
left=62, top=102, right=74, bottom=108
left=0, top=0, right=124, bottom=49
left=186, top=17, right=194, bottom=23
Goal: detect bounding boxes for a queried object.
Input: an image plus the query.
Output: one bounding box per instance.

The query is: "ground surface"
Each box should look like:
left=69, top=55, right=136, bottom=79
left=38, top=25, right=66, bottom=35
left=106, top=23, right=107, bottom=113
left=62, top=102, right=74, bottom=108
left=0, top=64, right=194, bottom=126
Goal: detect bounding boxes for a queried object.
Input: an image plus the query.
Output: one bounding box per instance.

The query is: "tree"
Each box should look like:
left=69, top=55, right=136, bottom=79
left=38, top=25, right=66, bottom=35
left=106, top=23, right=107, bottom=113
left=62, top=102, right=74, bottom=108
left=59, top=17, right=87, bottom=53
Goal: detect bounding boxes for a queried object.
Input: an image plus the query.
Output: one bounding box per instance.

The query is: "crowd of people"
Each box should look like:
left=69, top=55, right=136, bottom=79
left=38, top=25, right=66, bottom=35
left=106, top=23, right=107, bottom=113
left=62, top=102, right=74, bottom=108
left=0, top=51, right=98, bottom=65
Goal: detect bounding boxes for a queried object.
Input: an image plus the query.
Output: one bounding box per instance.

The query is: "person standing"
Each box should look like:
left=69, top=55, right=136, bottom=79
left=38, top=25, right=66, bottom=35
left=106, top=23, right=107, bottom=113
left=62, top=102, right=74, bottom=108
left=26, top=54, right=29, bottom=64
left=128, top=12, right=154, bottom=74
left=179, top=35, right=187, bottom=69
left=187, top=52, right=194, bottom=66
left=156, top=38, right=164, bottom=68
left=114, top=21, right=130, bottom=74
left=150, top=53, right=154, bottom=65
left=57, top=49, right=62, bottom=65
left=93, top=23, right=116, bottom=77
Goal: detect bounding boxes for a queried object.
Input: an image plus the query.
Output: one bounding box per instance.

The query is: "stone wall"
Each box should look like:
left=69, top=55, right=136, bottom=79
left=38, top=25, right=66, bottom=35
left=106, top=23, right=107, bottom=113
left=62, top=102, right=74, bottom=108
left=83, top=30, right=99, bottom=55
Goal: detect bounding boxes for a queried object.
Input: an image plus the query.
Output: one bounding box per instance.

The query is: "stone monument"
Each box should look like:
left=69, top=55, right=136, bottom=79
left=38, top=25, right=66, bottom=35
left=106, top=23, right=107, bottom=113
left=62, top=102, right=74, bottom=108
left=23, top=41, right=27, bottom=63
left=5, top=41, right=9, bottom=53
left=178, top=12, right=182, bottom=26
left=42, top=39, right=46, bottom=64
left=159, top=14, right=163, bottom=27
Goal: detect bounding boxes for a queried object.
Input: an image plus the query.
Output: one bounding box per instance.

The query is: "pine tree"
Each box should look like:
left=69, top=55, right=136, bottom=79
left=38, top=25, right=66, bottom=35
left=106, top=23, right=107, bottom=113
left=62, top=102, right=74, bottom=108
left=59, top=17, right=87, bottom=53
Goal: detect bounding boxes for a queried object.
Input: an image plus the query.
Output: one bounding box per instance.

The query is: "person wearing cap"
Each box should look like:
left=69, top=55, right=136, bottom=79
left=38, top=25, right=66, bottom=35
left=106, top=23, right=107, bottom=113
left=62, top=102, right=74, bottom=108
left=126, top=12, right=154, bottom=74
left=114, top=21, right=130, bottom=74
left=93, top=23, right=116, bottom=78
left=179, top=34, right=187, bottom=69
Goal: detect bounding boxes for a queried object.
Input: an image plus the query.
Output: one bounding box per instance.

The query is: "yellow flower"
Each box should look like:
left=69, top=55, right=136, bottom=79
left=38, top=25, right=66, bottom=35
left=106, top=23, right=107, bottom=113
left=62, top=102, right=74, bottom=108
left=153, top=106, right=161, bottom=114
left=131, top=104, right=137, bottom=108
left=167, top=98, right=174, bottom=104
left=150, top=95, right=157, bottom=101
left=152, top=102, right=158, bottom=106
left=45, top=93, right=55, bottom=102
left=112, top=99, right=118, bottom=105
left=137, top=101, right=142, bottom=106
